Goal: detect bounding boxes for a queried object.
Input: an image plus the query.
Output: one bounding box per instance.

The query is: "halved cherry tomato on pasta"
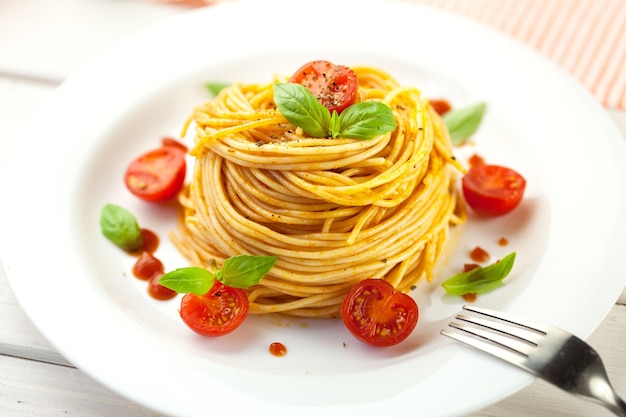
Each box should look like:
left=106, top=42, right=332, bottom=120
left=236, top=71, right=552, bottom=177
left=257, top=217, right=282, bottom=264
left=179, top=282, right=250, bottom=337
left=462, top=164, right=526, bottom=216
left=124, top=141, right=186, bottom=202
left=341, top=279, right=419, bottom=347
left=289, top=60, right=358, bottom=114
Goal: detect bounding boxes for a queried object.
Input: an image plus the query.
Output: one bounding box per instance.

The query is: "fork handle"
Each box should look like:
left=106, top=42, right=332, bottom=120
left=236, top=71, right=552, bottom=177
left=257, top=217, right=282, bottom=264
left=606, top=395, right=626, bottom=417
left=596, top=388, right=626, bottom=417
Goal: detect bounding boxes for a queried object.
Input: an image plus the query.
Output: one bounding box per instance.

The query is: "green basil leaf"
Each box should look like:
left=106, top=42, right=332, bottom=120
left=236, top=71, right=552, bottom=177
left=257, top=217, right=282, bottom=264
left=442, top=102, right=486, bottom=146
left=273, top=83, right=330, bottom=138
left=100, top=204, right=143, bottom=251
left=337, top=101, right=397, bottom=139
left=442, top=252, right=515, bottom=296
left=159, top=267, right=216, bottom=295
left=220, top=255, right=277, bottom=289
left=328, top=110, right=341, bottom=138
left=205, top=82, right=230, bottom=97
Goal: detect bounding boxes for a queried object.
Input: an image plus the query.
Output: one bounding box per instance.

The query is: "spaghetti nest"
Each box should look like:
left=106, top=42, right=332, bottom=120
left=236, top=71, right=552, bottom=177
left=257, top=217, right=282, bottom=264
left=172, top=66, right=466, bottom=318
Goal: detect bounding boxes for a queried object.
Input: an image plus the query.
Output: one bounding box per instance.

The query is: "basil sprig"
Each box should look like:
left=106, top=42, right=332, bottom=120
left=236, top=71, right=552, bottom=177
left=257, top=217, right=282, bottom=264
left=204, top=81, right=230, bottom=97
left=273, top=83, right=397, bottom=140
left=159, top=255, right=277, bottom=295
left=100, top=204, right=143, bottom=251
left=442, top=252, right=515, bottom=296
left=442, top=102, right=486, bottom=146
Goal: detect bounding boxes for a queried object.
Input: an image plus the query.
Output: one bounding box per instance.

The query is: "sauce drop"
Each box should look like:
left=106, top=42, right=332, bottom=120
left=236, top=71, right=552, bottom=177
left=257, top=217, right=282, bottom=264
left=133, top=251, right=164, bottom=280
left=128, top=228, right=160, bottom=256
left=139, top=229, right=160, bottom=253
left=464, top=263, right=480, bottom=272
left=462, top=293, right=477, bottom=303
left=429, top=99, right=452, bottom=115
left=147, top=272, right=177, bottom=301
left=126, top=228, right=175, bottom=301
left=498, top=237, right=509, bottom=246
left=470, top=246, right=490, bottom=263
left=269, top=342, right=287, bottom=357
left=468, top=153, right=485, bottom=168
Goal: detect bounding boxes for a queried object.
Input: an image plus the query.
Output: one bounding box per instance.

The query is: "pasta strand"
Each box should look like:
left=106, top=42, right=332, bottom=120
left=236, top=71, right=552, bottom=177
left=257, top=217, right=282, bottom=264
left=172, top=66, right=466, bottom=318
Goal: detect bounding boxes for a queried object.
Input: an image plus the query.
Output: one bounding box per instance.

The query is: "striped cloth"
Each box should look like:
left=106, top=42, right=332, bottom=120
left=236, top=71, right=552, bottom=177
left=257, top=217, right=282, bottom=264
left=409, top=0, right=626, bottom=109
left=168, top=0, right=626, bottom=109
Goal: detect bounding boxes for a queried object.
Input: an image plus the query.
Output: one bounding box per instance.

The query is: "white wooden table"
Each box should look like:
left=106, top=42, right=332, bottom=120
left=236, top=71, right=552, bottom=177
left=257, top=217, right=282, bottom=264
left=1, top=1, right=626, bottom=416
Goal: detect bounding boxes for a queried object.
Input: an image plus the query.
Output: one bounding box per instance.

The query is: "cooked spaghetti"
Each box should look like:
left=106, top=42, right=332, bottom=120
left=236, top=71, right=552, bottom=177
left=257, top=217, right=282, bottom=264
left=171, top=65, right=466, bottom=318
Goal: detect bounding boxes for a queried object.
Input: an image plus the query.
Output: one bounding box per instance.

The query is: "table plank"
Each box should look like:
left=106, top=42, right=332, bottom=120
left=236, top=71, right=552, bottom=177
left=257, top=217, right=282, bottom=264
left=0, top=355, right=165, bottom=417
left=0, top=273, right=69, bottom=366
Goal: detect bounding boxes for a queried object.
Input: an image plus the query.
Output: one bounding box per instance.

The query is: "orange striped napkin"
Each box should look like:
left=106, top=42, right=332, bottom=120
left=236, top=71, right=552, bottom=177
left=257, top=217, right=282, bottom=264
left=412, top=0, right=626, bottom=110
left=163, top=0, right=626, bottom=109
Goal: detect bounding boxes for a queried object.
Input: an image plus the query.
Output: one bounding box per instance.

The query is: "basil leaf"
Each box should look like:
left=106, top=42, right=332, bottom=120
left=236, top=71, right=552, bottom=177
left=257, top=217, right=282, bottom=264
left=273, top=83, right=330, bottom=138
left=328, top=110, right=341, bottom=138
left=159, top=267, right=216, bottom=295
left=220, top=255, right=277, bottom=289
left=100, top=204, right=143, bottom=251
left=442, top=252, right=515, bottom=296
left=274, top=82, right=397, bottom=140
left=205, top=82, right=229, bottom=97
left=337, top=101, right=397, bottom=139
left=442, top=102, right=486, bottom=146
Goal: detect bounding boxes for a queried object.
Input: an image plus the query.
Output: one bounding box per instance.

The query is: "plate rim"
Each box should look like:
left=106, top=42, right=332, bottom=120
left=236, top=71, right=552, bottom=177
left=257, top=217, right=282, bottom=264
left=2, top=1, right=626, bottom=416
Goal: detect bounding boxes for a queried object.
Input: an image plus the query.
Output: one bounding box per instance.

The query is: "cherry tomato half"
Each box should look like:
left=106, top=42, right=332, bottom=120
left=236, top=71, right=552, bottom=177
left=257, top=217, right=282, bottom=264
left=179, top=282, right=250, bottom=337
left=341, top=279, right=419, bottom=347
left=124, top=143, right=186, bottom=202
left=289, top=60, right=358, bottom=114
left=462, top=164, right=526, bottom=216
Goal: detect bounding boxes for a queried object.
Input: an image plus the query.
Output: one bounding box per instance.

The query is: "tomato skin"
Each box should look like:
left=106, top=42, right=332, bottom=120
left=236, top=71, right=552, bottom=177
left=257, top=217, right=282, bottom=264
left=179, top=282, right=250, bottom=337
left=160, top=137, right=188, bottom=153
left=289, top=60, right=358, bottom=114
left=341, top=279, right=419, bottom=347
left=124, top=144, right=186, bottom=202
left=462, top=164, right=526, bottom=217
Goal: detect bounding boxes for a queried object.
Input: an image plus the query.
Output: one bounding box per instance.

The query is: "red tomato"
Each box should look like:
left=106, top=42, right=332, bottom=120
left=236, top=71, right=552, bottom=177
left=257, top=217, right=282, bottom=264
left=160, top=137, right=188, bottom=153
left=179, top=282, right=250, bottom=337
left=462, top=164, right=526, bottom=216
left=289, top=60, right=358, bottom=114
left=124, top=144, right=186, bottom=202
left=341, top=279, right=419, bottom=347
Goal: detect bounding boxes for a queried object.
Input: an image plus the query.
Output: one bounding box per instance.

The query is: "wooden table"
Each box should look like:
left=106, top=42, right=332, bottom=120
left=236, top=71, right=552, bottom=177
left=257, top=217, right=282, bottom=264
left=2, top=1, right=626, bottom=415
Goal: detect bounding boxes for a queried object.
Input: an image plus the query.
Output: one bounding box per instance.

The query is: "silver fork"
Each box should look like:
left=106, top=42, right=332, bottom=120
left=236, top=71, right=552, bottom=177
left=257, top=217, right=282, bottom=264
left=441, top=305, right=626, bottom=416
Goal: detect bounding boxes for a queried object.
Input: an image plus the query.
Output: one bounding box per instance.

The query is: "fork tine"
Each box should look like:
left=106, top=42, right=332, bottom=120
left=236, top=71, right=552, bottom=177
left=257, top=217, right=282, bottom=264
left=446, top=320, right=534, bottom=357
left=455, top=313, right=543, bottom=346
left=461, top=304, right=550, bottom=334
left=441, top=305, right=552, bottom=373
left=441, top=326, right=534, bottom=371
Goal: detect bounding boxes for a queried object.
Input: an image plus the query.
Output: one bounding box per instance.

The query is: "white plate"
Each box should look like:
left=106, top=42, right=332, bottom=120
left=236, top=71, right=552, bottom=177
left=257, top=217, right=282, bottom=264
left=2, top=1, right=626, bottom=416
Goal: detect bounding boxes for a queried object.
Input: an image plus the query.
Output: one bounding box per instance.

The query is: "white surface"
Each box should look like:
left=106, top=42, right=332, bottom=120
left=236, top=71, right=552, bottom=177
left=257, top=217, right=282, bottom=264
left=0, top=0, right=194, bottom=81
left=2, top=1, right=626, bottom=417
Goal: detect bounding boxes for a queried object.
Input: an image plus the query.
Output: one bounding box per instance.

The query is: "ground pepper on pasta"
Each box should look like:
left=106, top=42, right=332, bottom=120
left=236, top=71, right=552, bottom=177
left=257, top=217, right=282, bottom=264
left=170, top=65, right=466, bottom=318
